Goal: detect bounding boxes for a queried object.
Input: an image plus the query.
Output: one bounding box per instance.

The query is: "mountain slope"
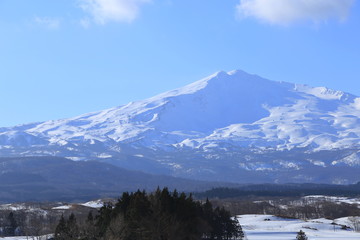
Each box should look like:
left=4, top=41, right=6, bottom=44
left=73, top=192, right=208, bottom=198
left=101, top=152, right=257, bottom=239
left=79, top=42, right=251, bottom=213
left=1, top=70, right=359, bottom=150
left=0, top=156, right=233, bottom=202
left=1, top=70, right=360, bottom=183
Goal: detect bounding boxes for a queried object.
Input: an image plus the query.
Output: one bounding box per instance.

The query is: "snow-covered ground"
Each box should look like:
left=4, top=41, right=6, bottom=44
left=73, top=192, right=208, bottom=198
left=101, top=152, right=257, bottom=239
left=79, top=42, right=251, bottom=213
left=80, top=200, right=104, bottom=208
left=50, top=200, right=104, bottom=210
left=1, top=238, right=28, bottom=240
left=2, top=214, right=360, bottom=239
left=2, top=237, right=51, bottom=240
left=51, top=205, right=72, bottom=210
left=238, top=214, right=360, bottom=240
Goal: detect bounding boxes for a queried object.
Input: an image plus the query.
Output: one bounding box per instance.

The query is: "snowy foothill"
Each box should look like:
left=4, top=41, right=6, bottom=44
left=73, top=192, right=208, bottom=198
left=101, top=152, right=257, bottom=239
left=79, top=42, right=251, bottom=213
left=238, top=214, right=360, bottom=240
left=50, top=200, right=104, bottom=210
left=51, top=205, right=72, bottom=210
left=303, top=195, right=360, bottom=205
left=0, top=204, right=28, bottom=211
left=80, top=200, right=104, bottom=209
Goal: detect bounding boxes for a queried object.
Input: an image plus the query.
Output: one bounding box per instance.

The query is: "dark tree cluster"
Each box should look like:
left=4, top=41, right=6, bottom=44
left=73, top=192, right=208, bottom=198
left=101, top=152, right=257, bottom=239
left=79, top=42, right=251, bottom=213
left=55, top=213, right=80, bottom=240
left=296, top=230, right=308, bottom=240
left=0, top=204, right=85, bottom=239
left=197, top=183, right=360, bottom=199
left=0, top=212, right=19, bottom=236
left=54, top=188, right=244, bottom=240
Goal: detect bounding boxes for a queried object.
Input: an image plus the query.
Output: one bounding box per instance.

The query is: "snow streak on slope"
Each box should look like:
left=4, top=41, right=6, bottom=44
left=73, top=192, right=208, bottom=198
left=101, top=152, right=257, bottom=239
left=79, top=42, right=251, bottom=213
left=1, top=69, right=360, bottom=152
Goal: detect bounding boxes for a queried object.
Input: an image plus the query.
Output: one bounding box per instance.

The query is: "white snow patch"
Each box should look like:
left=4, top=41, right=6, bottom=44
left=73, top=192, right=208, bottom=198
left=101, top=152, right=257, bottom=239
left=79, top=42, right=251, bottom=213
left=80, top=200, right=104, bottom=208
left=52, top=205, right=72, bottom=210
left=238, top=214, right=360, bottom=240
left=97, top=153, right=112, bottom=159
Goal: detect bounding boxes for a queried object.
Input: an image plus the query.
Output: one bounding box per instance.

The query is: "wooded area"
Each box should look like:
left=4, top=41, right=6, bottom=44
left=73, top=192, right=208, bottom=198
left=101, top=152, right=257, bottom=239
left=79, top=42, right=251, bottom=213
left=54, top=188, right=244, bottom=240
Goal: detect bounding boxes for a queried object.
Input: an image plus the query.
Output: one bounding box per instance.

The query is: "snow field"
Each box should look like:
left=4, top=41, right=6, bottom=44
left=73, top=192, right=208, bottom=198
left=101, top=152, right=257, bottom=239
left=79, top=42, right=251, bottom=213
left=237, top=214, right=360, bottom=240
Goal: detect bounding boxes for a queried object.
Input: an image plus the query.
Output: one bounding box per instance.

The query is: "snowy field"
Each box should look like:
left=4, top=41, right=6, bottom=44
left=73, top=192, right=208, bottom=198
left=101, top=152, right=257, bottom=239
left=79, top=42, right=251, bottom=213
left=2, top=238, right=30, bottom=240
left=2, top=214, right=360, bottom=239
left=1, top=237, right=50, bottom=240
left=238, top=215, right=360, bottom=240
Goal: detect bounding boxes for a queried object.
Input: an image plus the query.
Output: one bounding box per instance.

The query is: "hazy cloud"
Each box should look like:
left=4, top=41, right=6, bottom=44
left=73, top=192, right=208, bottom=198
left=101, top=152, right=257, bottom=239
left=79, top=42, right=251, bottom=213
left=236, top=0, right=355, bottom=25
left=34, top=16, right=61, bottom=29
left=79, top=0, right=151, bottom=25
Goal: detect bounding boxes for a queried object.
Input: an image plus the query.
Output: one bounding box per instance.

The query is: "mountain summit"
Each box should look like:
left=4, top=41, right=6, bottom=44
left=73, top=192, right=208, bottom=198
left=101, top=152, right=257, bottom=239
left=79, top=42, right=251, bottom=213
left=1, top=70, right=360, bottom=183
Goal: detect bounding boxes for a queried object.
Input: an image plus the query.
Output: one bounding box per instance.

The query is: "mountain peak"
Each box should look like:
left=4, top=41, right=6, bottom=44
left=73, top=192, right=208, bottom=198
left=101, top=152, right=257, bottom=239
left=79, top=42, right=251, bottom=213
left=2, top=69, right=360, bottom=183
left=1, top=69, right=360, bottom=152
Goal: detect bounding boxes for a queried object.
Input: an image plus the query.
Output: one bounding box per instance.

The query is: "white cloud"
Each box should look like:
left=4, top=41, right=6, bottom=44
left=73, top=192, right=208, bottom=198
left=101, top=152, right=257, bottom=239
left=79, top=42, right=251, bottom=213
left=34, top=17, right=61, bottom=29
left=236, top=0, right=355, bottom=25
left=79, top=0, right=151, bottom=25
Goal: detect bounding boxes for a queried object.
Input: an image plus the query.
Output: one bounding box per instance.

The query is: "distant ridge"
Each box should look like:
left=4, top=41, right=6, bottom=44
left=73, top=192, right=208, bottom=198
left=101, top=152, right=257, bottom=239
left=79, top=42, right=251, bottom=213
left=0, top=156, right=234, bottom=202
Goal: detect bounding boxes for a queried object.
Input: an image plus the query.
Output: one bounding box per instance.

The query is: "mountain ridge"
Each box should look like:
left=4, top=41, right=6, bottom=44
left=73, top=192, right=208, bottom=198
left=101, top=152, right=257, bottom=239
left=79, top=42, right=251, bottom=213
left=1, top=69, right=360, bottom=183
left=1, top=69, right=358, bottom=150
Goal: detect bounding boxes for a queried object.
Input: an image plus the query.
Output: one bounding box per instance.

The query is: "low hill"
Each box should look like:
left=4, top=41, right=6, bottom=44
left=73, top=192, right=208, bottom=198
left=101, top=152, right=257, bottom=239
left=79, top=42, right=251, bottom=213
left=0, top=156, right=234, bottom=203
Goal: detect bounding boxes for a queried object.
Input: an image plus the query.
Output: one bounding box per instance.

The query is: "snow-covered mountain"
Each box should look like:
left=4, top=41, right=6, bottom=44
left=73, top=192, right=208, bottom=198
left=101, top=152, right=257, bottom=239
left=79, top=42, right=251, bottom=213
left=1, top=70, right=360, bottom=183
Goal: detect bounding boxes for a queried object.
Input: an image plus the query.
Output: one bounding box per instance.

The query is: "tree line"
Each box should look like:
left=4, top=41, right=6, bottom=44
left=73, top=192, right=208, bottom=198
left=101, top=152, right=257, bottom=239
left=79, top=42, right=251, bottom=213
left=211, top=197, right=360, bottom=220
left=196, top=183, right=360, bottom=199
left=55, top=188, right=244, bottom=240
left=0, top=208, right=58, bottom=238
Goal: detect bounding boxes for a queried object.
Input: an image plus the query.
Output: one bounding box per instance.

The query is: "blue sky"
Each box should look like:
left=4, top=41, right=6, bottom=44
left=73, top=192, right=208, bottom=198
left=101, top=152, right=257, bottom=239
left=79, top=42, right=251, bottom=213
left=1, top=0, right=359, bottom=127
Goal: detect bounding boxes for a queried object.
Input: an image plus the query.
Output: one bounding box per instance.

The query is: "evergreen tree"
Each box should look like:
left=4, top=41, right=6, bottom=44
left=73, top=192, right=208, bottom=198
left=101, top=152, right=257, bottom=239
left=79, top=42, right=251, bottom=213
left=54, top=214, right=80, bottom=240
left=296, top=230, right=308, bottom=240
left=67, top=213, right=79, bottom=239
left=96, top=202, right=113, bottom=237
left=83, top=211, right=97, bottom=240
left=86, top=211, right=94, bottom=227
left=4, top=212, right=18, bottom=236
left=54, top=215, right=68, bottom=240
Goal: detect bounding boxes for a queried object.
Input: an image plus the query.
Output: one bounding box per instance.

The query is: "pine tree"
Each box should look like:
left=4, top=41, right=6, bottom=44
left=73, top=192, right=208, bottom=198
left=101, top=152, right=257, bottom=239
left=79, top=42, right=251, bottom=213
left=84, top=211, right=97, bottom=239
left=67, top=213, right=79, bottom=239
left=296, top=230, right=308, bottom=240
left=54, top=214, right=80, bottom=240
left=96, top=202, right=113, bottom=237
left=4, top=212, right=18, bottom=236
left=54, top=215, right=67, bottom=240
